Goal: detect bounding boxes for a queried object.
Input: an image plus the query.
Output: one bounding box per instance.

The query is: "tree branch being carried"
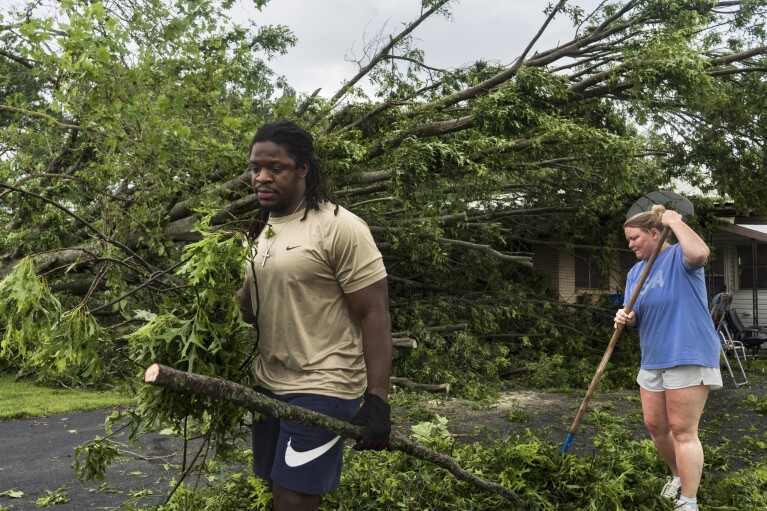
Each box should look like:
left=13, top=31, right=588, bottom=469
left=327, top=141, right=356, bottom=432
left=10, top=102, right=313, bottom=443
left=143, top=363, right=523, bottom=506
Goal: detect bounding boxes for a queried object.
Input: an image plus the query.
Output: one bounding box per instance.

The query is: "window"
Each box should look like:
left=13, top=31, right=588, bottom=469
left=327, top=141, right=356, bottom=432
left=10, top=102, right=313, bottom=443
left=737, top=244, right=767, bottom=290
left=706, top=247, right=726, bottom=297
left=575, top=249, right=605, bottom=289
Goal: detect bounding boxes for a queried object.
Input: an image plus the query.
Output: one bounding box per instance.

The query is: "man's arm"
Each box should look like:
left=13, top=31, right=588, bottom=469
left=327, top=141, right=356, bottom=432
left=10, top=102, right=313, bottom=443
left=347, top=276, right=392, bottom=450
left=345, top=277, right=392, bottom=400
left=237, top=281, right=257, bottom=325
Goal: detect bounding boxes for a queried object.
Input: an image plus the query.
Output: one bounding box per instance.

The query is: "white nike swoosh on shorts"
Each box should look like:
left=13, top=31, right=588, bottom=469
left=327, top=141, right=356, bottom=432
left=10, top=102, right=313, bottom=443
left=284, top=435, right=342, bottom=467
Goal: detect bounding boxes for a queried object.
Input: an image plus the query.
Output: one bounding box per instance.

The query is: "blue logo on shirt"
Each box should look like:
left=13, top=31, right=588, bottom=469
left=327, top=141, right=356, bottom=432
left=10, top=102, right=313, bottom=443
left=639, top=269, right=665, bottom=296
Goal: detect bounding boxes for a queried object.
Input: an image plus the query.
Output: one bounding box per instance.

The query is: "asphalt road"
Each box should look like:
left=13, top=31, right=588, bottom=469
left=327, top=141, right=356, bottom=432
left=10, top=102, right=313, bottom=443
left=0, top=410, right=194, bottom=510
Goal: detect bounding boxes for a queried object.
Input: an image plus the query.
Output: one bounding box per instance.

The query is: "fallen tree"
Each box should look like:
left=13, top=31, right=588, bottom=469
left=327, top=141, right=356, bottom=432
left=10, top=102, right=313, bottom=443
left=1, top=1, right=766, bottom=505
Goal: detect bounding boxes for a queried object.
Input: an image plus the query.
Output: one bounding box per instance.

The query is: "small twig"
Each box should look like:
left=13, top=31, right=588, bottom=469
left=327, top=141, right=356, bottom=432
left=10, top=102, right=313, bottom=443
left=89, top=257, right=190, bottom=314
left=326, top=0, right=451, bottom=108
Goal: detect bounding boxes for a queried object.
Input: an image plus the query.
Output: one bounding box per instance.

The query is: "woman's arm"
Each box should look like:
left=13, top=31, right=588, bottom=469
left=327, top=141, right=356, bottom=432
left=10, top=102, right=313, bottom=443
left=662, top=210, right=710, bottom=268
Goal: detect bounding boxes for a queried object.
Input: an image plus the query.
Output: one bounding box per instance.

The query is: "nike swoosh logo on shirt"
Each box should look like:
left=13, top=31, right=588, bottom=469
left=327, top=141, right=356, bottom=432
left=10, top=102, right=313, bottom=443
left=284, top=436, right=341, bottom=467
left=286, top=245, right=302, bottom=250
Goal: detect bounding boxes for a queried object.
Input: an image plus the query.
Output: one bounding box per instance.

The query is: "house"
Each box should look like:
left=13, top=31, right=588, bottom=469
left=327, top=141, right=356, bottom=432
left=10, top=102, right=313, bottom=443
left=532, top=243, right=633, bottom=306
left=708, top=217, right=767, bottom=326
left=533, top=214, right=767, bottom=328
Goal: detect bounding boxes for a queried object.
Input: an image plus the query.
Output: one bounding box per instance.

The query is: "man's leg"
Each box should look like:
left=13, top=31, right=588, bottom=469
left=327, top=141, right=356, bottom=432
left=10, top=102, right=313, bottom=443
left=665, top=384, right=709, bottom=499
left=267, top=393, right=361, bottom=509
left=251, top=391, right=280, bottom=484
left=272, top=482, right=320, bottom=511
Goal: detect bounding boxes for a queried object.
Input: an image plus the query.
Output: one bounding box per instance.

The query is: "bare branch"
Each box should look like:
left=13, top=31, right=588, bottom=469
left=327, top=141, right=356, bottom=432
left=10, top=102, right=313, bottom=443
left=337, top=169, right=392, bottom=186
left=367, top=116, right=474, bottom=158
left=169, top=170, right=251, bottom=221
left=380, top=54, right=448, bottom=73
left=406, top=0, right=570, bottom=118
left=391, top=377, right=450, bottom=393
left=0, top=242, right=99, bottom=279
left=709, top=45, right=767, bottom=66
left=89, top=257, right=190, bottom=314
left=335, top=183, right=387, bottom=198
left=295, top=87, right=322, bottom=119
left=568, top=59, right=631, bottom=94
left=436, top=237, right=532, bottom=267
left=709, top=66, right=767, bottom=77
left=327, top=0, right=452, bottom=108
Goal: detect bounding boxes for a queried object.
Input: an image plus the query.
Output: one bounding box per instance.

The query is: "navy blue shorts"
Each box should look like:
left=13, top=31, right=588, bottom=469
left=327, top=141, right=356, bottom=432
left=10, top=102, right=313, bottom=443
left=251, top=389, right=361, bottom=495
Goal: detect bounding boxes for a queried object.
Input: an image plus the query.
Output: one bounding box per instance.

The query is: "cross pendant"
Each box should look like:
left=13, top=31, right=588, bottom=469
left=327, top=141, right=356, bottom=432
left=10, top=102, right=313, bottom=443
left=261, top=250, right=270, bottom=267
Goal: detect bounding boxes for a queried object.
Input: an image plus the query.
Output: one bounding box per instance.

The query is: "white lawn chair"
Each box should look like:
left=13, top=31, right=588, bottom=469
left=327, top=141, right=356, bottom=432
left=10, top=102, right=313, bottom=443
left=711, top=293, right=749, bottom=388
left=719, top=329, right=749, bottom=388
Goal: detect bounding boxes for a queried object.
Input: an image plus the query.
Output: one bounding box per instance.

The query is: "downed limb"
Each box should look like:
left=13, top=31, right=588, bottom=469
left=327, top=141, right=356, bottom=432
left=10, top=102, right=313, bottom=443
left=143, top=363, right=523, bottom=506
left=391, top=377, right=450, bottom=394
left=392, top=336, right=418, bottom=348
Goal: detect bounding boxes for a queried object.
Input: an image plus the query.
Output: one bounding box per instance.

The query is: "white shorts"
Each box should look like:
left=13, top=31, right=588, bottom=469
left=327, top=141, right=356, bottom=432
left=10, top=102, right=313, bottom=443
left=637, top=365, right=723, bottom=392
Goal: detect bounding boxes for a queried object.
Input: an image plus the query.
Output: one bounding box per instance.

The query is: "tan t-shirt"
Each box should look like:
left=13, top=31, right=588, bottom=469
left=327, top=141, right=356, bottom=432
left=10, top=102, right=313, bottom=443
left=243, top=201, right=387, bottom=399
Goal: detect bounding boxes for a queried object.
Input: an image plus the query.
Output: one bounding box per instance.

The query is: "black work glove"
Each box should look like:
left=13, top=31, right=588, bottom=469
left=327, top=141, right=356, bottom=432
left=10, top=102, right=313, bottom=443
left=350, top=392, right=391, bottom=450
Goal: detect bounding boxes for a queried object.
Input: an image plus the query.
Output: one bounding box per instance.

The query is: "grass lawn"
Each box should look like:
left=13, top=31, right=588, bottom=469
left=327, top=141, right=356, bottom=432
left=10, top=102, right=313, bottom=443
left=0, top=374, right=131, bottom=420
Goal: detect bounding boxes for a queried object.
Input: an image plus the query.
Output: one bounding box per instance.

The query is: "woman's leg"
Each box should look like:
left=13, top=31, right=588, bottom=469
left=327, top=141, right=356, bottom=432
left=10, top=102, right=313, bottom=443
left=640, top=387, right=678, bottom=476
left=665, top=384, right=709, bottom=499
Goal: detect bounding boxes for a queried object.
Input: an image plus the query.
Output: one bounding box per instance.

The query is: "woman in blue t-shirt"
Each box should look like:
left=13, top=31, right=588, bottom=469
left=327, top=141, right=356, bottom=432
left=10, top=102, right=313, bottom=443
left=614, top=205, right=722, bottom=511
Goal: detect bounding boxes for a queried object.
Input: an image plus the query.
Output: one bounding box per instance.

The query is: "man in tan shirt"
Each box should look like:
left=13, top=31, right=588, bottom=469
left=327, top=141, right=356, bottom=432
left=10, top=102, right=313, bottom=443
left=238, top=120, right=392, bottom=511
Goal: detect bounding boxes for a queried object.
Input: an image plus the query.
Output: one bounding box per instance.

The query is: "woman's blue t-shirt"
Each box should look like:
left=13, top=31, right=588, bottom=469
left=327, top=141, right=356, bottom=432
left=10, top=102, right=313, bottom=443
left=623, top=243, right=720, bottom=369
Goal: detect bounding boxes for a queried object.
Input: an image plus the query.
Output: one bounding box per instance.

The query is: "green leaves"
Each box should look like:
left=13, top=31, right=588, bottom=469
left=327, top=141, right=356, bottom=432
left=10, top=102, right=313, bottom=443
left=73, top=436, right=119, bottom=483
left=45, top=305, right=107, bottom=379
left=0, top=259, right=114, bottom=383
left=0, top=258, right=61, bottom=368
left=129, top=226, right=249, bottom=372
left=123, top=224, right=254, bottom=451
left=0, top=489, right=25, bottom=499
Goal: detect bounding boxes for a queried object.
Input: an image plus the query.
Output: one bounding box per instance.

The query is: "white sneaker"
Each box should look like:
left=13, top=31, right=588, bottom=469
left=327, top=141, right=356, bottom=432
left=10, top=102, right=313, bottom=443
left=660, top=477, right=681, bottom=499
left=674, top=500, right=698, bottom=511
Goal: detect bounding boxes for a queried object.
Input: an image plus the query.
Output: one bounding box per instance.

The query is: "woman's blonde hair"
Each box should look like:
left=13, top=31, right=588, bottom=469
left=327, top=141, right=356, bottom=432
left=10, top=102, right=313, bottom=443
left=623, top=204, right=665, bottom=232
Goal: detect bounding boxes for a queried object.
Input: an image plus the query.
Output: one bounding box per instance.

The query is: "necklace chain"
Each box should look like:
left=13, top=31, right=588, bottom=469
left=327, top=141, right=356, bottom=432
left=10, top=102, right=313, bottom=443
left=260, top=199, right=305, bottom=267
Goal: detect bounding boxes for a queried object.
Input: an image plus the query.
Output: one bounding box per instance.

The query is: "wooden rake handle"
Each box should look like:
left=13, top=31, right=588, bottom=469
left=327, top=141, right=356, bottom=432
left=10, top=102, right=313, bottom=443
left=563, top=226, right=671, bottom=453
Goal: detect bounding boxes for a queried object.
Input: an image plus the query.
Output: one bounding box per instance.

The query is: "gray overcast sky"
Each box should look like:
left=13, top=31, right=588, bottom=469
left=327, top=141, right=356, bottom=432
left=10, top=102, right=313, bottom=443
left=233, top=0, right=604, bottom=97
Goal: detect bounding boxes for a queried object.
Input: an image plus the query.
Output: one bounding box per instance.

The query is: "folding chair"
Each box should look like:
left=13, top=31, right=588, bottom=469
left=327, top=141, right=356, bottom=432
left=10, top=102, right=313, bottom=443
left=711, top=294, right=749, bottom=388
left=719, top=330, right=749, bottom=388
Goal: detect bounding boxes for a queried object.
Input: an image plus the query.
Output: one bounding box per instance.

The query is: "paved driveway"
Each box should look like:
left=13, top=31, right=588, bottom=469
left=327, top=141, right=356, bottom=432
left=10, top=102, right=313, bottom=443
left=0, top=410, right=200, bottom=510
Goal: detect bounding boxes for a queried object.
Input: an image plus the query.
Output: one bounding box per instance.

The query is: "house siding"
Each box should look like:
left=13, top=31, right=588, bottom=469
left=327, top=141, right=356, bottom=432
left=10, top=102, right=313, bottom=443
left=533, top=245, right=562, bottom=294
left=533, top=245, right=577, bottom=300
left=534, top=245, right=620, bottom=304
left=710, top=244, right=767, bottom=326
